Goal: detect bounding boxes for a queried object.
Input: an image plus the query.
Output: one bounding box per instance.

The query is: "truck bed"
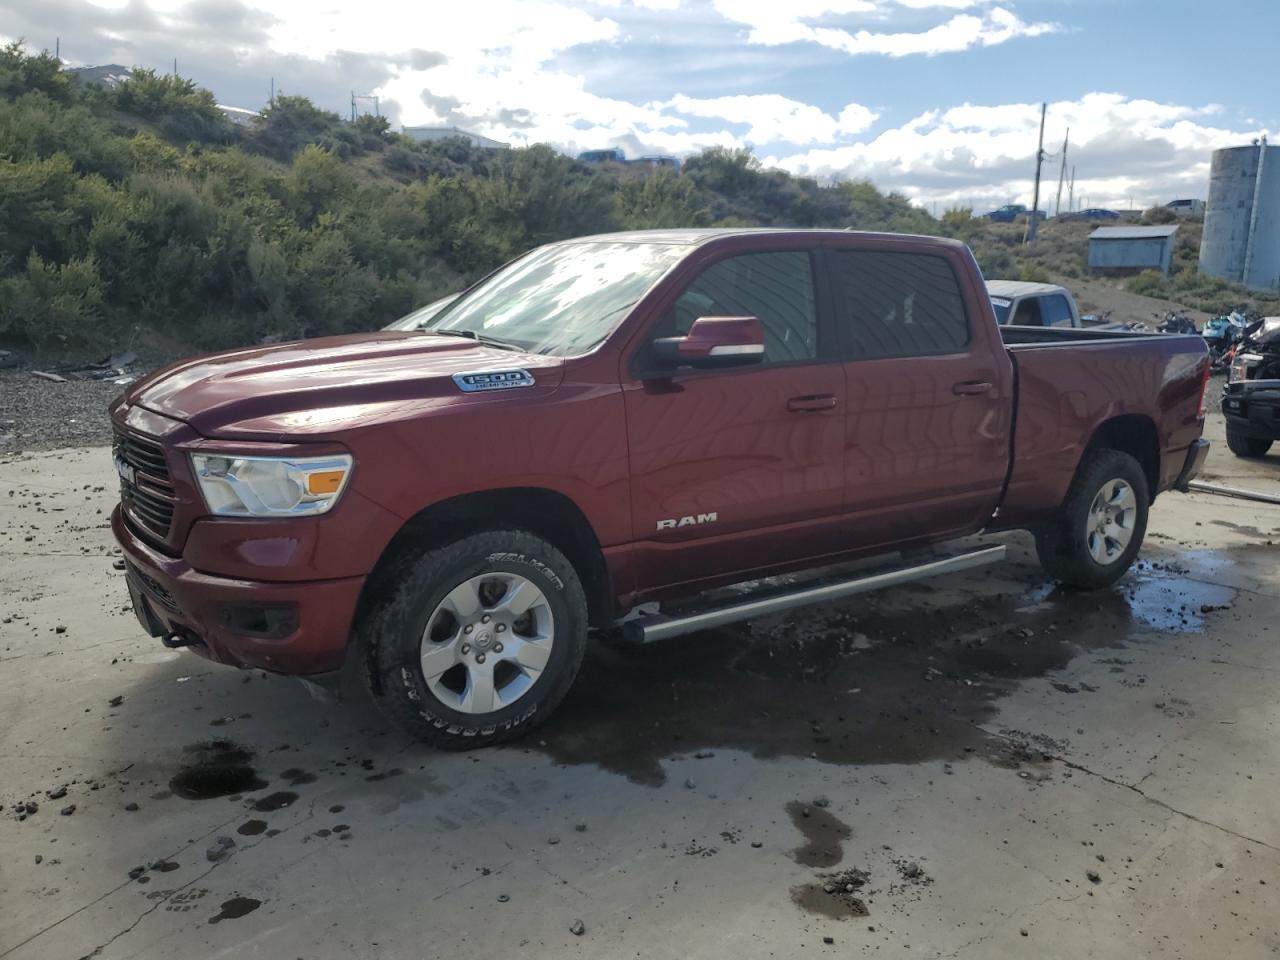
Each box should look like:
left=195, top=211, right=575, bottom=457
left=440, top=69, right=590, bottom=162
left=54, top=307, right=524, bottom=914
left=992, top=328, right=1208, bottom=529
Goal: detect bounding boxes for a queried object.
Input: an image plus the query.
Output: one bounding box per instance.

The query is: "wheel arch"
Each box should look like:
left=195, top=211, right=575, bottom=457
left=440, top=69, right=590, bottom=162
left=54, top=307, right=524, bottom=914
left=1082, top=413, right=1160, bottom=499
left=356, top=487, right=614, bottom=641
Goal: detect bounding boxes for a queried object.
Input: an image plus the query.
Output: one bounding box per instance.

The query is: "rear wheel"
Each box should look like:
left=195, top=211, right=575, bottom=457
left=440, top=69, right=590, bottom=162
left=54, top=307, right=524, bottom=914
left=360, top=530, right=588, bottom=748
left=1225, top=427, right=1273, bottom=459
left=1035, top=449, right=1149, bottom=590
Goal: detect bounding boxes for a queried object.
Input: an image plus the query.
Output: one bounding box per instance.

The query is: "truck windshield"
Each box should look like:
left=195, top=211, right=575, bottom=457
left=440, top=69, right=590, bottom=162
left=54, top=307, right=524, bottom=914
left=425, top=241, right=687, bottom=356
left=990, top=297, right=1012, bottom=324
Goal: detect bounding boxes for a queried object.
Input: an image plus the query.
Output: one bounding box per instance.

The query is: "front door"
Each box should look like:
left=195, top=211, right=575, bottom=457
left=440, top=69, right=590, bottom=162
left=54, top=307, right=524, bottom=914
left=622, top=248, right=845, bottom=593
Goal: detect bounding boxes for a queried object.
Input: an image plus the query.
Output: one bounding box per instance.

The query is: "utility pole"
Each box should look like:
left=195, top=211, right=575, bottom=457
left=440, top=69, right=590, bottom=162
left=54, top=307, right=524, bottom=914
left=1054, top=127, right=1070, bottom=217
left=1024, top=102, right=1046, bottom=244
left=270, top=77, right=275, bottom=107
left=55, top=37, right=59, bottom=59
left=173, top=57, right=178, bottom=77
left=1067, top=165, right=1075, bottom=213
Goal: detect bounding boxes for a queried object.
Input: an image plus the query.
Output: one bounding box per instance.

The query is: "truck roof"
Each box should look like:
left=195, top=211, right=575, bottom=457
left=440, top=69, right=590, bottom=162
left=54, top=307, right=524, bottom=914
left=985, top=279, right=1070, bottom=299
left=560, top=227, right=969, bottom=249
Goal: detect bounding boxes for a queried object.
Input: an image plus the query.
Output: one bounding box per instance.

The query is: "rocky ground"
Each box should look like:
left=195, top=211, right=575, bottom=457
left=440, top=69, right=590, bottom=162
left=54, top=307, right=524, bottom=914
left=0, top=417, right=1277, bottom=959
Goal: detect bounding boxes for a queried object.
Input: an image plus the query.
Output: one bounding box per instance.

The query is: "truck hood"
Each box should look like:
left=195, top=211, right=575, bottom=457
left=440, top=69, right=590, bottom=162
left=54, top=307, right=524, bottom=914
left=126, top=332, right=565, bottom=441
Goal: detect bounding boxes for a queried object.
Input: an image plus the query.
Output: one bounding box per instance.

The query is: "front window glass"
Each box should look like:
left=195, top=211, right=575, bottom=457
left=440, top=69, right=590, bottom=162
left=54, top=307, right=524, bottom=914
left=426, top=241, right=687, bottom=356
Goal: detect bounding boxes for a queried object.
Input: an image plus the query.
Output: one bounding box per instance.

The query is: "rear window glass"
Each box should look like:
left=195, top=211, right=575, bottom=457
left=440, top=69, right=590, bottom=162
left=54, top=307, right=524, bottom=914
left=831, top=251, right=970, bottom=359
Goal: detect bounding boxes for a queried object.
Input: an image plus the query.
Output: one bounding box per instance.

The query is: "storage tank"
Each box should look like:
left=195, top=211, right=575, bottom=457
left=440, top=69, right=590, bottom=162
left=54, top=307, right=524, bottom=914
left=1199, top=141, right=1280, bottom=290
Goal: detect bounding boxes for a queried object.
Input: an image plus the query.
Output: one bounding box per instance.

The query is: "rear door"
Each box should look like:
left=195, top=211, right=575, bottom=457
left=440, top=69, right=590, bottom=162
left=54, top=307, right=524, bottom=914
left=622, top=245, right=846, bottom=592
left=823, top=242, right=1012, bottom=547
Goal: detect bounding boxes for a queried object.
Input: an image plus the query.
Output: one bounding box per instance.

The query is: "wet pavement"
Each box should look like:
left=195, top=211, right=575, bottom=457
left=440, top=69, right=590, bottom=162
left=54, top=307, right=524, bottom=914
left=1, top=437, right=1278, bottom=959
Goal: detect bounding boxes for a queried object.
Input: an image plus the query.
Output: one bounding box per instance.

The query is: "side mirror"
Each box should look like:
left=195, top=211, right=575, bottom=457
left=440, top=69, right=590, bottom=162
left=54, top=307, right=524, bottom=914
left=651, top=316, right=765, bottom=369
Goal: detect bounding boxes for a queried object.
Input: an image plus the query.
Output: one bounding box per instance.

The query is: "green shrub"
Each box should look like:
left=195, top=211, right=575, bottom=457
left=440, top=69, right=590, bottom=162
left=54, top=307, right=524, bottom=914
left=1017, top=261, right=1052, bottom=283
left=0, top=253, right=106, bottom=345
left=1129, top=270, right=1168, bottom=297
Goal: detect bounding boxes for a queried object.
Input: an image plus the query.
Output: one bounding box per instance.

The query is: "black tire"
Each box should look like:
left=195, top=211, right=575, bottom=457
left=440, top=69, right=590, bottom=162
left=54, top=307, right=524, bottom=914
left=1225, top=428, right=1273, bottom=459
left=359, top=530, right=588, bottom=749
left=1035, top=449, right=1149, bottom=590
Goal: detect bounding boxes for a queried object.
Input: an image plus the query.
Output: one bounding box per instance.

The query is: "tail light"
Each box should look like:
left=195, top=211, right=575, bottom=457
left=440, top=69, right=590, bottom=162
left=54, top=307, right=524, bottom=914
left=1196, top=358, right=1211, bottom=418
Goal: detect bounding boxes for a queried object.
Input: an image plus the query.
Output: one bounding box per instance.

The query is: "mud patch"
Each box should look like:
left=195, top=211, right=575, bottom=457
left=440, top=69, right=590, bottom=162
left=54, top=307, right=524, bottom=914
left=170, top=741, right=267, bottom=800
left=792, top=868, right=871, bottom=919
left=236, top=819, right=268, bottom=836
left=208, top=896, right=261, bottom=924
left=786, top=801, right=852, bottom=868
left=533, top=552, right=1239, bottom=784
left=281, top=768, right=317, bottom=786
left=250, top=791, right=298, bottom=812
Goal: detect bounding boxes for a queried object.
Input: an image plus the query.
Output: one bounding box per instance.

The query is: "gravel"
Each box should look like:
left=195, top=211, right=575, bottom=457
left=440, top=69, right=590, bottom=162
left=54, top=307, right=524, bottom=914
left=0, top=347, right=177, bottom=454
left=0, top=369, right=130, bottom=452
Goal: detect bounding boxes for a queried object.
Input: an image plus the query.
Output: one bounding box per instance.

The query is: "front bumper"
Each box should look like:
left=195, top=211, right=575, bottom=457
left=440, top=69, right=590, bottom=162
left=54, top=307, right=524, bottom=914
left=1222, top=381, right=1280, bottom=441
left=1173, top=438, right=1210, bottom=492
left=112, top=506, right=364, bottom=675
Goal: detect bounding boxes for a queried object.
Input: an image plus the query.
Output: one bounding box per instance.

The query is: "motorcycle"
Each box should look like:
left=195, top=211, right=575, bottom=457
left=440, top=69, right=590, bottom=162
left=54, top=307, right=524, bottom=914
left=1202, top=312, right=1250, bottom=371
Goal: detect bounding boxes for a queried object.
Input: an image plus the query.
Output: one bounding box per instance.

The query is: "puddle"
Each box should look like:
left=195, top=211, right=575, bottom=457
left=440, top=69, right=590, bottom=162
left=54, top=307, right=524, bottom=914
left=170, top=741, right=267, bottom=800
left=237, top=819, right=268, bottom=836
left=208, top=896, right=262, bottom=924
left=535, top=550, right=1242, bottom=784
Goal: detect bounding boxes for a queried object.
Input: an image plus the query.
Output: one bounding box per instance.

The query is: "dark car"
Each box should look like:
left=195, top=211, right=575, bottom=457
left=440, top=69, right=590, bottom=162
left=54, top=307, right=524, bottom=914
left=1078, top=208, right=1120, bottom=221
left=1223, top=317, right=1280, bottom=457
left=577, top=148, right=625, bottom=164
left=985, top=204, right=1027, bottom=222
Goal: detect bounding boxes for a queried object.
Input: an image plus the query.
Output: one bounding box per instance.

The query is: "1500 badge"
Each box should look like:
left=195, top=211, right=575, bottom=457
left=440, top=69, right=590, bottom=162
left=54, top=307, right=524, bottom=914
left=452, top=370, right=536, bottom=392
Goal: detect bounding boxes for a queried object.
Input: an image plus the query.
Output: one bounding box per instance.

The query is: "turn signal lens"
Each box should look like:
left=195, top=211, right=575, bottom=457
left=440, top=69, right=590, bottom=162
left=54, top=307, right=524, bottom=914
left=306, top=470, right=347, bottom=495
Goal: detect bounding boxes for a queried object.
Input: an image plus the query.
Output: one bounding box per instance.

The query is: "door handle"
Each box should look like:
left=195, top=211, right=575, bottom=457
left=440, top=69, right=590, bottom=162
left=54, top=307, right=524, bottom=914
left=787, top=394, right=838, bottom=412
left=952, top=380, right=993, bottom=396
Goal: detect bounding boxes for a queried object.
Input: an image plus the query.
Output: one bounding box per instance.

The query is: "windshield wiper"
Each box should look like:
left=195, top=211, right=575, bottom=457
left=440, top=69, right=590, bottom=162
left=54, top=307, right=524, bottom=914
left=427, top=329, right=521, bottom=352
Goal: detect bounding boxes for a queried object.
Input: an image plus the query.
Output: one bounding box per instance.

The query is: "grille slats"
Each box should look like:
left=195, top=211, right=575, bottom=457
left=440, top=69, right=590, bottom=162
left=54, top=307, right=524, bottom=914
left=113, top=428, right=175, bottom=538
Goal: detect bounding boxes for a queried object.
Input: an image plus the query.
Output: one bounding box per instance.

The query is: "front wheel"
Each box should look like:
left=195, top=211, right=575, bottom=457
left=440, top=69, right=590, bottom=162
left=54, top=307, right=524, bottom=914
left=1035, top=449, right=1149, bottom=590
left=360, top=530, right=588, bottom=749
left=1225, top=427, right=1273, bottom=459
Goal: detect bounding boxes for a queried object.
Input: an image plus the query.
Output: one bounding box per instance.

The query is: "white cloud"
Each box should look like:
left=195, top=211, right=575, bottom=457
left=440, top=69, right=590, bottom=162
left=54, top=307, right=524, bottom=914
left=713, top=1, right=1059, bottom=56
left=665, top=93, right=878, bottom=144
left=768, top=93, right=1266, bottom=210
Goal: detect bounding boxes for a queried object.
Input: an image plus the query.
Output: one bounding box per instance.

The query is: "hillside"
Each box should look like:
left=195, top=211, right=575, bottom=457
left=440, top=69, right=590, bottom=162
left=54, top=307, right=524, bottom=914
left=1, top=41, right=1276, bottom=358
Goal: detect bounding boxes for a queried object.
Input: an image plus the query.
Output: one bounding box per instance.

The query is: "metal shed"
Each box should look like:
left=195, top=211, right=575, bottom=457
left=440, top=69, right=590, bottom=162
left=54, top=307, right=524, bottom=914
left=1088, top=225, right=1179, bottom=276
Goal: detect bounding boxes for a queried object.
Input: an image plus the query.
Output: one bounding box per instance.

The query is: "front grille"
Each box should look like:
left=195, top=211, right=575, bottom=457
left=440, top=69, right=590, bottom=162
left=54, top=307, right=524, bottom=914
left=127, top=561, right=179, bottom=613
left=113, top=428, right=176, bottom=538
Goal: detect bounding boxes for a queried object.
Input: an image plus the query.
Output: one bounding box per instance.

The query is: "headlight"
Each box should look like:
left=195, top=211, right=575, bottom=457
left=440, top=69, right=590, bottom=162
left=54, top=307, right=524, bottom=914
left=190, top=453, right=353, bottom=517
left=1229, top=353, right=1258, bottom=383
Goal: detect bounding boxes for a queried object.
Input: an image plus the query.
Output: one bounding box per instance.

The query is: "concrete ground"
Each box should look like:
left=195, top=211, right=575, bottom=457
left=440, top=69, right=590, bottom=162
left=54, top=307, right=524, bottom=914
left=2, top=420, right=1278, bottom=960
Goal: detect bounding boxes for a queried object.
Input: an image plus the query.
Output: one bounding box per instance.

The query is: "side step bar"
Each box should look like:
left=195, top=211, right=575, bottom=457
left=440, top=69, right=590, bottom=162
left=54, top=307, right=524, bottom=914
left=621, top=544, right=1006, bottom=644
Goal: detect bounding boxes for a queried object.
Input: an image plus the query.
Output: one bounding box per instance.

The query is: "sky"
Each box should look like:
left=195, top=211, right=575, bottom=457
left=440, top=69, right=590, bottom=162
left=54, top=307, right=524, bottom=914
left=4, top=0, right=1278, bottom=211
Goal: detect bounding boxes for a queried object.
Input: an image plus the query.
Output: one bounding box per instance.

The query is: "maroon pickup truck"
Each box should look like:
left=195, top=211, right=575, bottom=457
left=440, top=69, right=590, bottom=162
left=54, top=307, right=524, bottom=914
left=110, top=229, right=1211, bottom=747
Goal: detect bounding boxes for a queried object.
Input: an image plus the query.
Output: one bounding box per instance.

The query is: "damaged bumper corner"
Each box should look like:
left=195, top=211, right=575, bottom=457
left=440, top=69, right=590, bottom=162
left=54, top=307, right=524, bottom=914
left=111, top=506, right=364, bottom=675
left=1173, top=438, right=1210, bottom=492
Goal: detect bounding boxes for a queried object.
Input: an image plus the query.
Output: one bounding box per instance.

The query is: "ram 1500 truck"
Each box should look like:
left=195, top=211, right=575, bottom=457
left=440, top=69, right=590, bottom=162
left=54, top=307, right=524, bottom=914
left=110, top=229, right=1211, bottom=747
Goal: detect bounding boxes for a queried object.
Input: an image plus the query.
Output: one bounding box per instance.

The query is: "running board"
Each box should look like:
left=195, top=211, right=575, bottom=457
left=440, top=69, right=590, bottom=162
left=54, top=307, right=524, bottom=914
left=620, top=545, right=1006, bottom=644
